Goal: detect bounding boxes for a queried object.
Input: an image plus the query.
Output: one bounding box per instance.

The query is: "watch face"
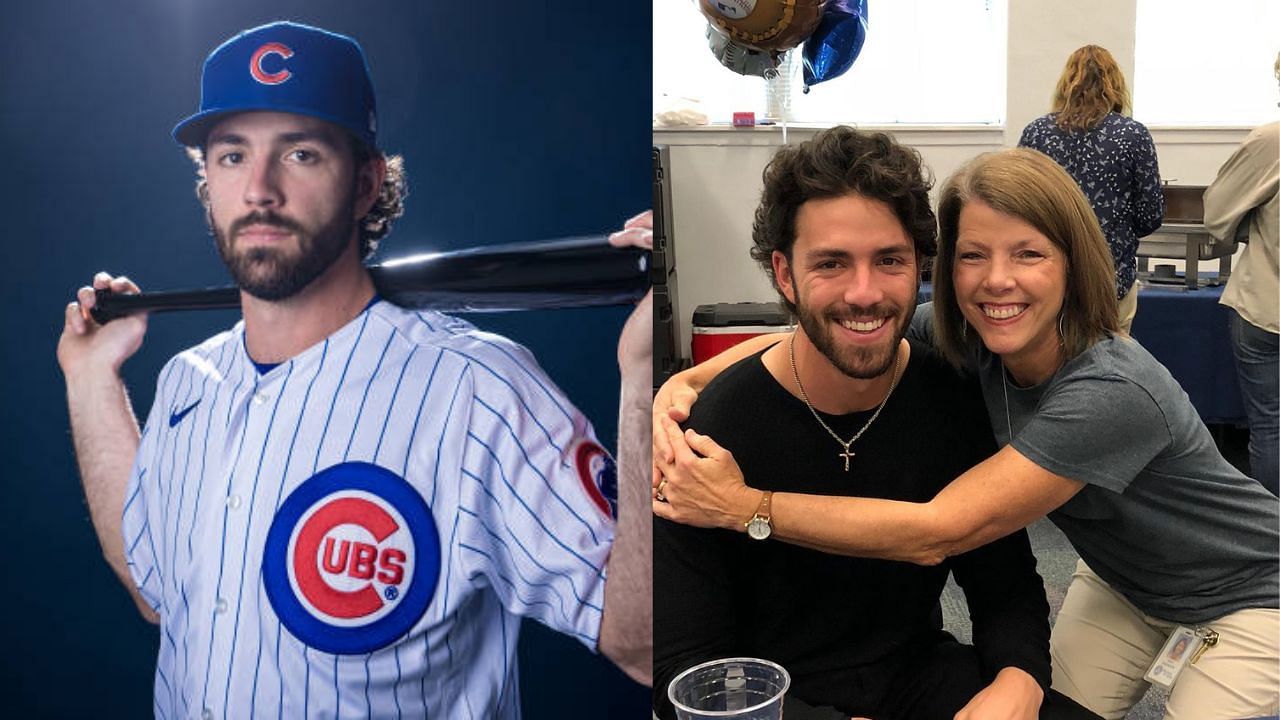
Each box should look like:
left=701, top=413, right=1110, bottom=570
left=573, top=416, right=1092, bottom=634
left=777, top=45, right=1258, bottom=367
left=746, top=516, right=771, bottom=540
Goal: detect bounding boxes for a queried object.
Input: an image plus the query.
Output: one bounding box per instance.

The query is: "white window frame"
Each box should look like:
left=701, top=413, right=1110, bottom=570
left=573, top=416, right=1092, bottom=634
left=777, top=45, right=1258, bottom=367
left=1134, top=0, right=1279, bottom=127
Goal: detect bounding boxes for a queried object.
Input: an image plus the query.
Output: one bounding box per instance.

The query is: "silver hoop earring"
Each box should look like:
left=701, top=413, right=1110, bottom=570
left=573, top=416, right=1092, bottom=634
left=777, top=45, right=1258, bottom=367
left=1057, top=313, right=1066, bottom=346
left=961, top=321, right=967, bottom=340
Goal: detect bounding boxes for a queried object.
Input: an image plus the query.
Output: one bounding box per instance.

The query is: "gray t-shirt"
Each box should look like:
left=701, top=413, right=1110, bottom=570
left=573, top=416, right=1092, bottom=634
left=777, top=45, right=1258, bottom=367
left=912, top=306, right=1280, bottom=623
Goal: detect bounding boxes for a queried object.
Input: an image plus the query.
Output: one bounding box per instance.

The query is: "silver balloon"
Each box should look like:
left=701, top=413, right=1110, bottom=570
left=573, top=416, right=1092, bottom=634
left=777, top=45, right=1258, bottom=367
left=706, top=23, right=782, bottom=79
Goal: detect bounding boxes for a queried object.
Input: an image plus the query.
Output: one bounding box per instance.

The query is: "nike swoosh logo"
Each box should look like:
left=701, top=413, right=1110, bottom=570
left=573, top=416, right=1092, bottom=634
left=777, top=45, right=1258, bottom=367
left=169, top=401, right=201, bottom=428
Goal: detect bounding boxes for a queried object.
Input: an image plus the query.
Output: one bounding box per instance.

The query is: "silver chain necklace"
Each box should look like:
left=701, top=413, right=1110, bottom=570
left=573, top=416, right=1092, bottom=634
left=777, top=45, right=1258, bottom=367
left=789, top=332, right=904, bottom=472
left=1001, top=360, right=1014, bottom=442
left=1000, top=355, right=1059, bottom=444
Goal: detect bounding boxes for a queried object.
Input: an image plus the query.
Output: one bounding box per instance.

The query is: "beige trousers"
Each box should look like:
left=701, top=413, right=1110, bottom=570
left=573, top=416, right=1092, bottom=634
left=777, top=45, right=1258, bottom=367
left=1117, top=281, right=1138, bottom=335
left=1050, top=561, right=1280, bottom=720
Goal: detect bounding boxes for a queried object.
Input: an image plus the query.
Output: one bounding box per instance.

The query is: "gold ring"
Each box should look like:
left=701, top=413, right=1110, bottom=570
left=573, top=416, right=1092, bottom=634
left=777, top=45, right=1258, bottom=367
left=655, top=478, right=668, bottom=503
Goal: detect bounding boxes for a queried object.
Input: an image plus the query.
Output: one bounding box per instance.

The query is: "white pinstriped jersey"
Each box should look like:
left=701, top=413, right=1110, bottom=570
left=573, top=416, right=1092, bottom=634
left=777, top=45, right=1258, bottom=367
left=121, top=300, right=618, bottom=720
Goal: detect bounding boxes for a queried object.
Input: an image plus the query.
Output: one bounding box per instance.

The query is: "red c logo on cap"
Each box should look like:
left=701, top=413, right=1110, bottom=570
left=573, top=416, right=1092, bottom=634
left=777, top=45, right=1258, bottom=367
left=250, top=42, right=294, bottom=85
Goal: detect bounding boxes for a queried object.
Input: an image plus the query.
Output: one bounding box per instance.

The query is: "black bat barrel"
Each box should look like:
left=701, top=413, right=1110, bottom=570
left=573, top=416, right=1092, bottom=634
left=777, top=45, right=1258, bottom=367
left=374, top=235, right=650, bottom=312
left=90, top=235, right=651, bottom=323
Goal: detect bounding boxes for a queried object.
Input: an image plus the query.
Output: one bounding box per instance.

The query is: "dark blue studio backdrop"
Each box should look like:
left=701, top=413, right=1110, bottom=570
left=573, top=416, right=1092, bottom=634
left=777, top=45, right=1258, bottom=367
left=0, top=1, right=649, bottom=717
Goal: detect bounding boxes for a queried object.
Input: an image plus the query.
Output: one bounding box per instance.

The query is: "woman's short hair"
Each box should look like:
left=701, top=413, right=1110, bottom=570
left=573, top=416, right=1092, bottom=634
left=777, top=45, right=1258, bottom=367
left=932, top=147, right=1120, bottom=368
left=1051, top=45, right=1131, bottom=132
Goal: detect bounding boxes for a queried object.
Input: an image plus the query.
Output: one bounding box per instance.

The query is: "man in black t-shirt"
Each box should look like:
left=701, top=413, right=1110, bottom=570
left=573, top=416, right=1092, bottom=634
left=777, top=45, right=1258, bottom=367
left=653, top=127, right=1051, bottom=720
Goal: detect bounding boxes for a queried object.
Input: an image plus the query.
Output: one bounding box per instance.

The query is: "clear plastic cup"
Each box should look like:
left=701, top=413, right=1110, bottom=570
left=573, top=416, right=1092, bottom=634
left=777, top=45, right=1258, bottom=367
left=668, top=657, right=791, bottom=719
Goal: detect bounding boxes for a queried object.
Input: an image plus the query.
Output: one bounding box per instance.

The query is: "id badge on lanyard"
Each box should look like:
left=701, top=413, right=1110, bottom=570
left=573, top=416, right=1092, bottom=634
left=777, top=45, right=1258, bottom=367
left=1143, top=625, right=1220, bottom=689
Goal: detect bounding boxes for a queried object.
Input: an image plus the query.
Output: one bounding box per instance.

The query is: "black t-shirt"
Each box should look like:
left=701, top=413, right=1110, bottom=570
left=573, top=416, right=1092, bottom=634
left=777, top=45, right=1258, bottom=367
left=653, top=339, right=1050, bottom=718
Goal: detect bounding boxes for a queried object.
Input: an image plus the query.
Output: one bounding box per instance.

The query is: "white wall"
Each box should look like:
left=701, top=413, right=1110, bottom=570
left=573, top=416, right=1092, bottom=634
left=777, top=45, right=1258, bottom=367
left=655, top=1, right=1252, bottom=360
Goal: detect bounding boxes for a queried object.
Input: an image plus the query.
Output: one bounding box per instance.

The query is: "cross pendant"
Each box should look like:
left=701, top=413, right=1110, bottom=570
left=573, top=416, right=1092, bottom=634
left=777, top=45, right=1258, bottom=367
left=839, top=448, right=854, bottom=472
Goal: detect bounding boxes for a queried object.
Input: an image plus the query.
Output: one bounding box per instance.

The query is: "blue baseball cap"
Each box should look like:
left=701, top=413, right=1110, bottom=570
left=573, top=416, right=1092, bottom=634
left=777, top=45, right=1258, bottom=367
left=173, top=21, right=377, bottom=148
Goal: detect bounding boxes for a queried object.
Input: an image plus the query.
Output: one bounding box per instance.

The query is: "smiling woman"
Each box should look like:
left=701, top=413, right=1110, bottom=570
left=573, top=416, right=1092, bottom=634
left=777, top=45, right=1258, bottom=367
left=933, top=148, right=1118, bottom=387
left=951, top=200, right=1068, bottom=385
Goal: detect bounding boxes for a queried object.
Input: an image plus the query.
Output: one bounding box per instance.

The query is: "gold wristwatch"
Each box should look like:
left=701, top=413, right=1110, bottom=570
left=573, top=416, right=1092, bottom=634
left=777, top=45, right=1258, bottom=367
left=745, top=491, right=773, bottom=540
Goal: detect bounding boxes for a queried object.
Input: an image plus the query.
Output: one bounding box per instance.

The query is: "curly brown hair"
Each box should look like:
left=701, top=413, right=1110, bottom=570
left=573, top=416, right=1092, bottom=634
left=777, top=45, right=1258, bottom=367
left=750, top=125, right=937, bottom=313
left=187, top=132, right=407, bottom=260
left=1051, top=45, right=1131, bottom=132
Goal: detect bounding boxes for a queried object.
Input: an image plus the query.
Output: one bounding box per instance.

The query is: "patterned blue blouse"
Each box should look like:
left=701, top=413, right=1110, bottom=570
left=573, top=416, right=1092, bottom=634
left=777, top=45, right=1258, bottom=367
left=1018, top=112, right=1165, bottom=299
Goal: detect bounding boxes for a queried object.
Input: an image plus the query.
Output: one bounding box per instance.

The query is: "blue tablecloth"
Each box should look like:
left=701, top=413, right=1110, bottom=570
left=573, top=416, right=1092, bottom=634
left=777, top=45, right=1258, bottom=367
left=918, top=282, right=1244, bottom=425
left=1129, top=282, right=1244, bottom=425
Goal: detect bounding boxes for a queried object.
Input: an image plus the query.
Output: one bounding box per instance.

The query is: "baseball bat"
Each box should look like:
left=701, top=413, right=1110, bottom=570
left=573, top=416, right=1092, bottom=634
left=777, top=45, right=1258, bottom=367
left=90, top=235, right=650, bottom=324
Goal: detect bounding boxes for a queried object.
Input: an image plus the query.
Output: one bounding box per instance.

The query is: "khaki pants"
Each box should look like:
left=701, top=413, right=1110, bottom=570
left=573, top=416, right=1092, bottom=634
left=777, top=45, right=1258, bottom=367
left=1051, top=561, right=1280, bottom=720
left=1117, top=281, right=1138, bottom=335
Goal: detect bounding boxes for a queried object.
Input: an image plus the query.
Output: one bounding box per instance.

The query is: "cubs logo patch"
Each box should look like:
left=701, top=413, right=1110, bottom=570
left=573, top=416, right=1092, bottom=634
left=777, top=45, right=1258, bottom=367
left=262, top=462, right=440, bottom=654
left=571, top=439, right=617, bottom=520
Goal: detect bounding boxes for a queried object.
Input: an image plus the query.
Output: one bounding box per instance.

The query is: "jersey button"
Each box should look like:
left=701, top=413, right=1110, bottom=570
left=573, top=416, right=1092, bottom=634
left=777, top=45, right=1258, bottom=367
left=201, top=709, right=213, bottom=720
left=252, top=392, right=269, bottom=405
left=215, top=598, right=228, bottom=614
left=226, top=494, right=243, bottom=510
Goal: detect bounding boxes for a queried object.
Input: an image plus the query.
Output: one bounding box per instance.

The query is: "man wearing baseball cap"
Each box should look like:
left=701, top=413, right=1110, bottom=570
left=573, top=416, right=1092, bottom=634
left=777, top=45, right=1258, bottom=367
left=57, top=21, right=652, bottom=718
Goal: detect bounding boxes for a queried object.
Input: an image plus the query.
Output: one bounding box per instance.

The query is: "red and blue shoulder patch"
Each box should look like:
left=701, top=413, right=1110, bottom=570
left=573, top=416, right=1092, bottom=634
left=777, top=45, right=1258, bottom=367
left=570, top=438, right=617, bottom=520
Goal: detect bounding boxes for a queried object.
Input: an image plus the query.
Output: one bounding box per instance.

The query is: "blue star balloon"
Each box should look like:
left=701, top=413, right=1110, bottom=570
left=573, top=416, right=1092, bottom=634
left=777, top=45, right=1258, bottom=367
left=802, top=0, right=868, bottom=91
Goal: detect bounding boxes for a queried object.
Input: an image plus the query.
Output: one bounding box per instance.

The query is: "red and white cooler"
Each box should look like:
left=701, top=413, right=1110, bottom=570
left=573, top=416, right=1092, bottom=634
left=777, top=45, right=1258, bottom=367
left=691, top=302, right=794, bottom=365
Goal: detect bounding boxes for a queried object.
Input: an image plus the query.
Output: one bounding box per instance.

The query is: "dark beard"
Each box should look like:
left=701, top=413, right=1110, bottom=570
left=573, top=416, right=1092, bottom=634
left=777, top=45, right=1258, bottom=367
left=213, top=201, right=356, bottom=302
left=793, top=276, right=916, bottom=380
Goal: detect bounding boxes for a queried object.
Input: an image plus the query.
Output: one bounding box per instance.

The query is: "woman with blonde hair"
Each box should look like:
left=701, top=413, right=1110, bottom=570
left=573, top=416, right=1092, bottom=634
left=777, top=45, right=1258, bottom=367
left=1019, top=45, right=1164, bottom=333
left=652, top=148, right=1279, bottom=718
